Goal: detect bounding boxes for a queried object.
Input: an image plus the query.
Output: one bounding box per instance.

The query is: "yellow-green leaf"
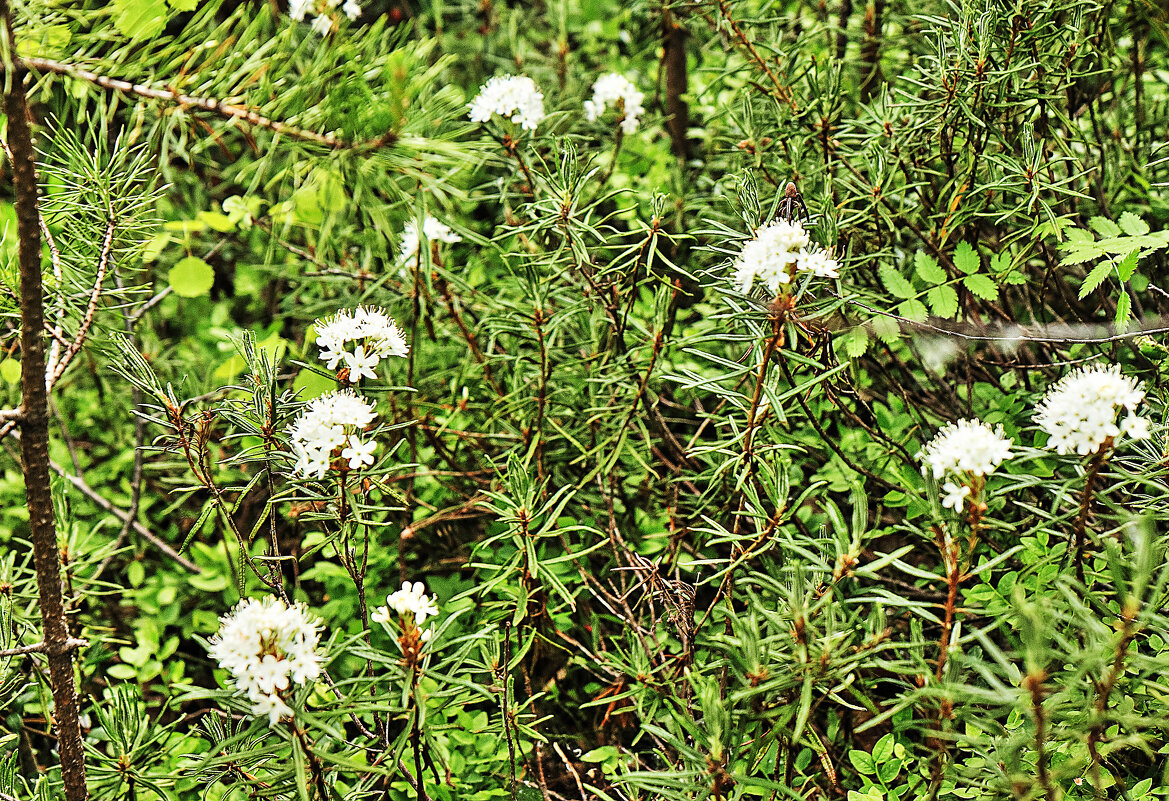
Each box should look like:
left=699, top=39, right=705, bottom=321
left=168, top=256, right=215, bottom=298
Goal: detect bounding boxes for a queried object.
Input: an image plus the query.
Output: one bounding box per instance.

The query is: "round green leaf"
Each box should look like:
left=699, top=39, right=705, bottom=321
left=168, top=256, right=215, bottom=298
left=0, top=358, right=20, bottom=385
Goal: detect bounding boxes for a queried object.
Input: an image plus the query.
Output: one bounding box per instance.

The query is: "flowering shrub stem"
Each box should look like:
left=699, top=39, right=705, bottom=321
left=1025, top=672, right=1057, bottom=801
left=290, top=722, right=330, bottom=800
left=1087, top=610, right=1137, bottom=794
left=2, top=14, right=89, bottom=798
left=1074, top=444, right=1110, bottom=583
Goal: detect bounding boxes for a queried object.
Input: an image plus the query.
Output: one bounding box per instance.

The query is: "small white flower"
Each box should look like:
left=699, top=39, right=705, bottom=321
left=795, top=247, right=840, bottom=279
left=311, top=13, right=334, bottom=36
left=1034, top=365, right=1148, bottom=455
left=376, top=581, right=441, bottom=627
left=343, top=345, right=379, bottom=383
left=584, top=73, right=645, bottom=134
left=312, top=307, right=409, bottom=385
left=733, top=219, right=811, bottom=295
left=941, top=482, right=972, bottom=512
left=289, top=0, right=313, bottom=21
left=1121, top=415, right=1151, bottom=440
left=919, top=419, right=1014, bottom=480
left=288, top=389, right=378, bottom=478
left=468, top=75, right=545, bottom=131
left=399, top=216, right=462, bottom=264
left=342, top=0, right=361, bottom=19
left=207, top=597, right=322, bottom=726
left=341, top=434, right=377, bottom=470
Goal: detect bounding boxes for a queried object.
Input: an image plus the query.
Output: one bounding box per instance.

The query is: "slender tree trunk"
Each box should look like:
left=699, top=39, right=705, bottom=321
left=662, top=8, right=691, bottom=160
left=2, top=6, right=89, bottom=799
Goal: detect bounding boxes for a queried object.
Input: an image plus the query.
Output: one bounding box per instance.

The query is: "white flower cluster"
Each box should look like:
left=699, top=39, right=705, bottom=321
left=289, top=390, right=378, bottom=478
left=1034, top=364, right=1150, bottom=455
left=399, top=216, right=463, bottom=264
left=468, top=75, right=545, bottom=131
left=314, top=306, right=409, bottom=383
left=919, top=419, right=1015, bottom=512
left=207, top=596, right=322, bottom=726
left=920, top=419, right=1015, bottom=479
left=289, top=0, right=360, bottom=35
left=584, top=73, right=645, bottom=134
left=733, top=219, right=840, bottom=295
left=372, top=581, right=440, bottom=640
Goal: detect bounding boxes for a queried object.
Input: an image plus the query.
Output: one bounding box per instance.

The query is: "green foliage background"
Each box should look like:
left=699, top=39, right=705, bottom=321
left=2, top=0, right=1169, bottom=799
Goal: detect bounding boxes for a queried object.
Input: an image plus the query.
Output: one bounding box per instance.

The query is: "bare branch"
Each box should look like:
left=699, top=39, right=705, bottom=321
left=47, top=217, right=116, bottom=385
left=22, top=56, right=397, bottom=150
left=0, top=637, right=87, bottom=658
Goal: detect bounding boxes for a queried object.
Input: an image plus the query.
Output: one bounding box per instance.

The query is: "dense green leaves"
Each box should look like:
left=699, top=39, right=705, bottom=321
left=1, top=0, right=1168, bottom=800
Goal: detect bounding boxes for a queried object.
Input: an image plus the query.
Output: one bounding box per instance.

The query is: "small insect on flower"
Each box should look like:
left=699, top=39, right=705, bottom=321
left=1034, top=364, right=1150, bottom=455
left=207, top=596, right=323, bottom=726
left=468, top=75, right=546, bottom=131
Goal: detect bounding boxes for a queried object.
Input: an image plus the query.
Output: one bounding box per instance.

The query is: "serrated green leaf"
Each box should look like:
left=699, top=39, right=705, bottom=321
left=1003, top=271, right=1028, bottom=285
left=879, top=265, right=916, bottom=299
left=914, top=251, right=946, bottom=284
left=1095, top=233, right=1169, bottom=255
left=1078, top=259, right=1114, bottom=299
left=1116, top=250, right=1139, bottom=282
left=954, top=241, right=980, bottom=274
left=898, top=299, right=928, bottom=322
left=842, top=327, right=868, bottom=359
left=871, top=314, right=900, bottom=343
left=1064, top=228, right=1094, bottom=244
left=990, top=251, right=1011, bottom=274
left=963, top=273, right=998, bottom=300
left=1115, top=292, right=1131, bottom=332
left=168, top=256, right=215, bottom=298
left=1060, top=244, right=1101, bottom=266
left=112, top=0, right=168, bottom=39
left=1089, top=216, right=1121, bottom=237
left=927, top=284, right=959, bottom=318
left=1119, top=211, right=1150, bottom=236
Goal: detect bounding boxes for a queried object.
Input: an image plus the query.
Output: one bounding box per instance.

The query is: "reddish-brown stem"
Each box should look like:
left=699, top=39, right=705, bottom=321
left=1074, top=443, right=1109, bottom=583
left=1025, top=672, right=1057, bottom=801
left=1087, top=608, right=1137, bottom=796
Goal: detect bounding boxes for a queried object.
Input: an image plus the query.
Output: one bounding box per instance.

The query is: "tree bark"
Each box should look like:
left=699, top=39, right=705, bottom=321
left=2, top=4, right=89, bottom=798
left=662, top=8, right=691, bottom=160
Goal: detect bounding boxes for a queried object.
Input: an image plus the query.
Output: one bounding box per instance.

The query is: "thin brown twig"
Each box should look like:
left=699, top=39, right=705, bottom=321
left=48, top=217, right=116, bottom=385
left=21, top=57, right=393, bottom=150
left=0, top=637, right=87, bottom=658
